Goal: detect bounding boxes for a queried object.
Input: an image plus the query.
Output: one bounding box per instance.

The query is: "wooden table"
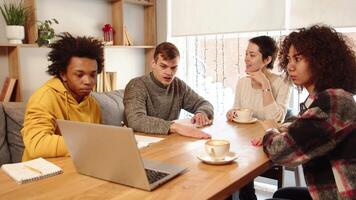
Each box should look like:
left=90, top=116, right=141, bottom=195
left=0, top=118, right=272, bottom=200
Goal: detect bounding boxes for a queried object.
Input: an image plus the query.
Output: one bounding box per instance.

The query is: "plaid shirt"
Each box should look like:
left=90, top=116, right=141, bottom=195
left=263, top=89, right=356, bottom=200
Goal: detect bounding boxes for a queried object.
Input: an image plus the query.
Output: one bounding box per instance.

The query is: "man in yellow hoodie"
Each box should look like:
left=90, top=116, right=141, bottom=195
left=21, top=33, right=104, bottom=161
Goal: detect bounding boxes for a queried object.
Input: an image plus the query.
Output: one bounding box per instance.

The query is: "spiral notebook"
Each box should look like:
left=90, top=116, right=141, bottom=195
left=1, top=157, right=63, bottom=184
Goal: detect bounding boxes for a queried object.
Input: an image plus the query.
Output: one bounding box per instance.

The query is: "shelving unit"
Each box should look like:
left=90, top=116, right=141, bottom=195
left=1, top=0, right=157, bottom=102
left=0, top=45, right=21, bottom=101
left=111, top=0, right=156, bottom=74
left=104, top=45, right=155, bottom=49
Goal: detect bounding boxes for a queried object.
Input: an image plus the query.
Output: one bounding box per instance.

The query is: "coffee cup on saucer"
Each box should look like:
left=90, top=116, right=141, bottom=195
left=205, top=140, right=230, bottom=160
left=234, top=108, right=253, bottom=122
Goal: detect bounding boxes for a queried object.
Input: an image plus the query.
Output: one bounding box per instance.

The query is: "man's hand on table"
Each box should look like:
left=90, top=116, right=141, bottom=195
left=170, top=122, right=211, bottom=139
left=191, top=112, right=212, bottom=128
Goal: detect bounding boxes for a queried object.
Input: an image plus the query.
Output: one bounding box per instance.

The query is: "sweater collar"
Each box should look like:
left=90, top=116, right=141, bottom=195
left=149, top=72, right=169, bottom=89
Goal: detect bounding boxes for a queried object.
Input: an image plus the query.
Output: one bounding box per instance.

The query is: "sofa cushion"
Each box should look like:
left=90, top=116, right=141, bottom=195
left=0, top=103, right=11, bottom=166
left=3, top=102, right=26, bottom=163
left=91, top=90, right=124, bottom=126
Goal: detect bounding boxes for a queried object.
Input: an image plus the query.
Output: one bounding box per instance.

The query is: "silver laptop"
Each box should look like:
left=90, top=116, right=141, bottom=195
left=56, top=119, right=186, bottom=191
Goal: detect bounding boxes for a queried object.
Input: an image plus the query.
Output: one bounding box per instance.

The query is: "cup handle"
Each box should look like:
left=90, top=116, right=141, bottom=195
left=208, top=148, right=215, bottom=157
left=234, top=112, right=238, bottom=119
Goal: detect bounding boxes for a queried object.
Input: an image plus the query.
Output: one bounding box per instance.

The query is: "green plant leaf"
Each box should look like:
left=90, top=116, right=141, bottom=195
left=36, top=18, right=59, bottom=46
left=0, top=0, right=29, bottom=25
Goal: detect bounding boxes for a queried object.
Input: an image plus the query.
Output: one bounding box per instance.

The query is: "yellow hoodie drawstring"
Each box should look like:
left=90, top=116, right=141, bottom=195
left=64, top=91, right=69, bottom=120
left=89, top=97, right=93, bottom=122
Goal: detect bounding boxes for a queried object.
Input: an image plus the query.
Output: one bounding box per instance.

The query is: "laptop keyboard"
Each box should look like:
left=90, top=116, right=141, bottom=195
left=145, top=168, right=170, bottom=184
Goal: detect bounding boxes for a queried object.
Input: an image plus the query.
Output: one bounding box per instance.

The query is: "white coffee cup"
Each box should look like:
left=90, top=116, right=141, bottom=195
left=205, top=140, right=230, bottom=160
left=234, top=108, right=253, bottom=122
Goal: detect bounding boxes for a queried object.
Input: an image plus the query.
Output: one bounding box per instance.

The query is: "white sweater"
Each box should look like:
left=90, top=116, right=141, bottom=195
left=233, top=73, right=291, bottom=122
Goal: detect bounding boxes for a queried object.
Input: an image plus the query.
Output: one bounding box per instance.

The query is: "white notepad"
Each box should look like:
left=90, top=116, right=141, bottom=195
left=135, top=135, right=164, bottom=149
left=1, top=157, right=63, bottom=184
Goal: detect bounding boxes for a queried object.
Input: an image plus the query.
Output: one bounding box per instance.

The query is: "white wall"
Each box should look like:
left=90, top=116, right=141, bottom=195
left=37, top=0, right=111, bottom=38
left=104, top=48, right=145, bottom=90
left=19, top=47, right=51, bottom=101
left=17, top=47, right=145, bottom=101
left=0, top=0, right=147, bottom=102
left=124, top=3, right=145, bottom=45
left=156, top=0, right=168, bottom=43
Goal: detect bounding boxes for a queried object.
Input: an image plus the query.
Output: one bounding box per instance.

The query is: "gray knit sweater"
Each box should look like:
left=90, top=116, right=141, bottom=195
left=124, top=73, right=214, bottom=134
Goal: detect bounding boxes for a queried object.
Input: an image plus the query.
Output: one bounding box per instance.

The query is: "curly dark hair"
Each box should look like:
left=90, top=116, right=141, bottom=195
left=279, top=25, right=356, bottom=94
left=249, top=36, right=278, bottom=69
left=47, top=33, right=104, bottom=77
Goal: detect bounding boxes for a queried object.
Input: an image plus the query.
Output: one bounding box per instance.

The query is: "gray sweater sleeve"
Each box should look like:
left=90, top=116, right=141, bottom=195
left=181, top=82, right=214, bottom=119
left=123, top=79, right=173, bottom=134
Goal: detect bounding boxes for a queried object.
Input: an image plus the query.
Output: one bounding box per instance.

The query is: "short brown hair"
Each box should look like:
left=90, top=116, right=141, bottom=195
left=153, top=42, right=180, bottom=61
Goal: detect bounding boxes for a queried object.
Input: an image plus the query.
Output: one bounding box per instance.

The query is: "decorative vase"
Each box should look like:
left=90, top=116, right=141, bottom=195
left=102, top=24, right=114, bottom=45
left=6, top=25, right=25, bottom=44
left=37, top=30, right=51, bottom=46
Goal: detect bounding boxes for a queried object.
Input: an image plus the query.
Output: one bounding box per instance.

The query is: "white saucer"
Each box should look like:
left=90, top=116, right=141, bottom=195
left=232, top=117, right=258, bottom=124
left=197, top=152, right=238, bottom=165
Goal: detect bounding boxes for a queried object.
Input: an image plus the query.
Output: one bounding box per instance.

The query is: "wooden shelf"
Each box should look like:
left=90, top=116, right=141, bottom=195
left=2, top=0, right=156, bottom=101
left=0, top=44, right=155, bottom=49
left=125, top=0, right=153, bottom=6
left=0, top=44, right=38, bottom=47
left=111, top=0, right=156, bottom=46
left=0, top=46, right=22, bottom=101
left=104, top=45, right=155, bottom=49
left=109, top=0, right=153, bottom=6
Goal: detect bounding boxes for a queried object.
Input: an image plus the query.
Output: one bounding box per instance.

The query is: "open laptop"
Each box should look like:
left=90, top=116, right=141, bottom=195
left=56, top=119, right=186, bottom=191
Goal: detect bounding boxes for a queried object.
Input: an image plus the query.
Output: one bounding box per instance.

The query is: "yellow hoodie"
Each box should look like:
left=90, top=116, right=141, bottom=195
left=21, top=77, right=101, bottom=161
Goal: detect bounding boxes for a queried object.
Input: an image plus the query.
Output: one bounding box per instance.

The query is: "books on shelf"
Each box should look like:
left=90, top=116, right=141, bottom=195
left=1, top=157, right=63, bottom=184
left=123, top=26, right=134, bottom=46
left=95, top=71, right=117, bottom=92
left=0, top=77, right=17, bottom=102
left=96, top=73, right=103, bottom=92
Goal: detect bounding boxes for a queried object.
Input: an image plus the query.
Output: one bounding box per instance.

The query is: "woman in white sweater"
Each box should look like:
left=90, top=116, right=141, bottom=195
left=226, top=36, right=292, bottom=200
left=227, top=36, right=291, bottom=123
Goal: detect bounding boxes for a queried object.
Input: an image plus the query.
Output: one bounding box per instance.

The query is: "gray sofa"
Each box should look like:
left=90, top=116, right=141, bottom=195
left=0, top=90, right=124, bottom=166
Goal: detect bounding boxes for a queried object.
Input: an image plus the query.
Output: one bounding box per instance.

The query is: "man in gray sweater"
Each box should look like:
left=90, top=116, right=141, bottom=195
left=124, top=42, right=214, bottom=139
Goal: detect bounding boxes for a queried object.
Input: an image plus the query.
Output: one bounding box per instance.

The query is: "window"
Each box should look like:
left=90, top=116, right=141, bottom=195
left=170, top=29, right=356, bottom=118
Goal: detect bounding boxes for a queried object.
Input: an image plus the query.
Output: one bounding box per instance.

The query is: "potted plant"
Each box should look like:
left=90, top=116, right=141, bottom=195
left=36, top=18, right=59, bottom=46
left=0, top=0, right=30, bottom=44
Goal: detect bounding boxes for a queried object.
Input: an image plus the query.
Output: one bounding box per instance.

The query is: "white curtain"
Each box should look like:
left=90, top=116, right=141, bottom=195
left=170, top=0, right=356, bottom=37
left=289, top=0, right=356, bottom=29
left=171, top=0, right=285, bottom=36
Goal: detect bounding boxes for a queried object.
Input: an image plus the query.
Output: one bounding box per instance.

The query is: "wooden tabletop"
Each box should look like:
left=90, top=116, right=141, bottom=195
left=0, top=118, right=272, bottom=200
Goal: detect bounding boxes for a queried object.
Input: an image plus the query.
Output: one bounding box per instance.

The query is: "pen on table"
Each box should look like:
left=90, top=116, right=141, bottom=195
left=23, top=165, right=43, bottom=175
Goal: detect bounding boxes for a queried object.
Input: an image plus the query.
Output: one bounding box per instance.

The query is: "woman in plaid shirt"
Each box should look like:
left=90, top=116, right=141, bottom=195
left=256, top=25, right=356, bottom=200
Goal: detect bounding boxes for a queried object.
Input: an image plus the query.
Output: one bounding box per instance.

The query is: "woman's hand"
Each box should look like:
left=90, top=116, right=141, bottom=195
left=251, top=137, right=263, bottom=146
left=226, top=109, right=236, bottom=121
left=247, top=69, right=270, bottom=88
